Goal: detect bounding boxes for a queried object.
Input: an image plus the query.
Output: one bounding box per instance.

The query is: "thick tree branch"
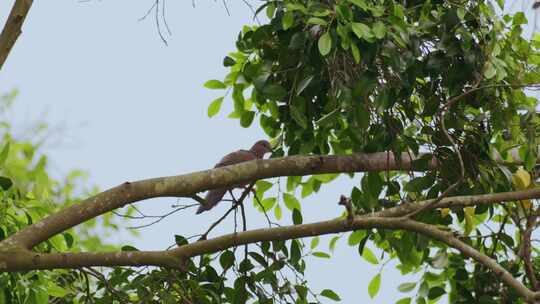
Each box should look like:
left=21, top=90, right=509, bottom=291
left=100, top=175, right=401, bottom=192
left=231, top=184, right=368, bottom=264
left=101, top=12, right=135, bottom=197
left=0, top=249, right=183, bottom=270
left=2, top=151, right=436, bottom=249
left=6, top=149, right=535, bottom=250
left=3, top=214, right=539, bottom=301
left=176, top=217, right=540, bottom=302
left=0, top=0, right=33, bottom=71
left=5, top=187, right=539, bottom=270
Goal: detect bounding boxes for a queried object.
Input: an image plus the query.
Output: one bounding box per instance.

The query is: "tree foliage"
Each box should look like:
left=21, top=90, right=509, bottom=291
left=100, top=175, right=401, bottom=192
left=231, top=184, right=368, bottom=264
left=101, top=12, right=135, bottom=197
left=2, top=0, right=540, bottom=303
left=203, top=0, right=540, bottom=302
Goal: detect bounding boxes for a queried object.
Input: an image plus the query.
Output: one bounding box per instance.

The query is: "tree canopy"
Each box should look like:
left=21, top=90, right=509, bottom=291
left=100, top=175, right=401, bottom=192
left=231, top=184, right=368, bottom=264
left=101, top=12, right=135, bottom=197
left=2, top=0, right=540, bottom=303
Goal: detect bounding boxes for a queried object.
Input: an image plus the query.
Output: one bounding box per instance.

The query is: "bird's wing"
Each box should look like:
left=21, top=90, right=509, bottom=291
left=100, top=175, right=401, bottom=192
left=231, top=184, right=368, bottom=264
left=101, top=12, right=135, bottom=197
left=214, top=149, right=256, bottom=167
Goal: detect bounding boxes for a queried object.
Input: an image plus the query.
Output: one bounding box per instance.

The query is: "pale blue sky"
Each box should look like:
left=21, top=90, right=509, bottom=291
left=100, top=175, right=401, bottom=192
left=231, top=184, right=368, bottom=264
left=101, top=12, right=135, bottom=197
left=0, top=1, right=420, bottom=302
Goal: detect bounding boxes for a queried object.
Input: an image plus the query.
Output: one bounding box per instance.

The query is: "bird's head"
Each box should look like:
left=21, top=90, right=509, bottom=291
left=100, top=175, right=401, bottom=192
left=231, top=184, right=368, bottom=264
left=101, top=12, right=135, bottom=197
left=250, top=140, right=273, bottom=158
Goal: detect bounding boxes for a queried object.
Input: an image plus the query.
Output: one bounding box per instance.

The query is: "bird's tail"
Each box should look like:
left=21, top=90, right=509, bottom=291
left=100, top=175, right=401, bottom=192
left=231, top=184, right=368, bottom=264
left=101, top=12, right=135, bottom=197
left=196, top=188, right=227, bottom=214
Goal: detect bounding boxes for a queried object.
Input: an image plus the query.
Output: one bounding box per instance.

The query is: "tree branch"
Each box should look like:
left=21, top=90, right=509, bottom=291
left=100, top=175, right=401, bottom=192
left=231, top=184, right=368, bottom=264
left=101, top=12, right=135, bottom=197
left=3, top=214, right=539, bottom=301
left=0, top=0, right=33, bottom=71
left=1, top=148, right=538, bottom=250
left=6, top=186, right=537, bottom=270
left=1, top=151, right=437, bottom=249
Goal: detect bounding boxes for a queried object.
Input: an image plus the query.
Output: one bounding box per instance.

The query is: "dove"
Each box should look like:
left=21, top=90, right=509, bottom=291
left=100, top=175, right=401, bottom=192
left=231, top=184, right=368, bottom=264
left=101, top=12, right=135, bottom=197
left=196, top=140, right=272, bottom=214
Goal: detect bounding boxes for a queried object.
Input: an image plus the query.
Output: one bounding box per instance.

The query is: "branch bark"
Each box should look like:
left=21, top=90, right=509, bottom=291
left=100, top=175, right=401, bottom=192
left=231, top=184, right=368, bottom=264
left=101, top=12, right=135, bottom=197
left=5, top=188, right=539, bottom=271
left=0, top=0, right=33, bottom=71
left=3, top=215, right=539, bottom=301
left=2, top=151, right=435, bottom=249
left=1, top=150, right=540, bottom=300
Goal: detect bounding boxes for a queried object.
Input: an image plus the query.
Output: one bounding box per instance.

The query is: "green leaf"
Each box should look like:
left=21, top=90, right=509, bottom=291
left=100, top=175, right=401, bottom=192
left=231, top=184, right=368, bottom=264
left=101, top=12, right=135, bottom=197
left=283, top=193, right=301, bottom=211
left=256, top=180, right=273, bottom=193
left=220, top=250, right=235, bottom=270
left=274, top=203, right=282, bottom=220
left=121, top=245, right=139, bottom=251
left=296, top=75, right=314, bottom=95
left=0, top=176, right=12, bottom=191
left=368, top=273, right=381, bottom=298
left=318, top=32, right=332, bottom=56
left=348, top=0, right=368, bottom=10
left=63, top=233, right=74, bottom=248
left=372, top=21, right=386, bottom=39
left=348, top=230, right=367, bottom=246
left=258, top=197, right=277, bottom=211
left=312, top=251, right=331, bottom=258
left=398, top=282, right=416, bottom=293
left=207, top=97, right=224, bottom=117
left=233, top=84, right=246, bottom=113
left=362, top=247, right=378, bottom=264
left=396, top=297, right=412, bottom=304
left=428, top=286, right=445, bottom=300
left=0, top=142, right=9, bottom=167
left=320, top=289, right=341, bottom=301
left=282, top=11, right=294, bottom=30
left=307, top=17, right=328, bottom=26
left=329, top=236, right=340, bottom=251
left=313, top=173, right=339, bottom=183
left=484, top=62, right=496, bottom=79
left=204, top=79, right=226, bottom=89
left=290, top=104, right=308, bottom=129
left=292, top=208, right=303, bottom=225
left=310, top=236, right=320, bottom=249
left=315, top=109, right=340, bottom=126
left=47, top=282, right=68, bottom=297
left=350, top=43, right=361, bottom=63
left=351, top=23, right=372, bottom=40
left=404, top=175, right=435, bottom=193
left=223, top=56, right=236, bottom=67
left=240, top=111, right=255, bottom=127
left=174, top=235, right=188, bottom=246
left=263, top=84, right=288, bottom=100
left=266, top=3, right=276, bottom=19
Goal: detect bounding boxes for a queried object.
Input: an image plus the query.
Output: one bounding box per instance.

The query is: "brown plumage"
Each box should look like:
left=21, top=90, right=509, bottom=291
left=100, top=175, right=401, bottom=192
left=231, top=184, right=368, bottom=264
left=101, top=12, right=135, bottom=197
left=196, top=140, right=272, bottom=214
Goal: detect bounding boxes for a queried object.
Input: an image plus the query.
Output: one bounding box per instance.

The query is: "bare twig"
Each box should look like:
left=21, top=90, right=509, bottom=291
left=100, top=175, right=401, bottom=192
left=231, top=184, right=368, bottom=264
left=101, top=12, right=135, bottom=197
left=126, top=204, right=197, bottom=229
left=199, top=183, right=255, bottom=241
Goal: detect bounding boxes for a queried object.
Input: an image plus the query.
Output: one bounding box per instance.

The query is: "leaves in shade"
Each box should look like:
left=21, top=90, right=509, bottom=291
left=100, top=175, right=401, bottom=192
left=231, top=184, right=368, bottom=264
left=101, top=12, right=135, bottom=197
left=220, top=251, right=235, bottom=270
left=0, top=176, right=12, bottom=190
left=240, top=111, right=255, bottom=127
left=428, top=286, right=446, bottom=299
left=292, top=208, right=303, bottom=224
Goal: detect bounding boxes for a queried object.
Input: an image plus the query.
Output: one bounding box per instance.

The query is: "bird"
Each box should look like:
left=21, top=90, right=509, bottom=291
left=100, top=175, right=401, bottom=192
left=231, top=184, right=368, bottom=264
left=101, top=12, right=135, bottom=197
left=196, top=140, right=273, bottom=214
